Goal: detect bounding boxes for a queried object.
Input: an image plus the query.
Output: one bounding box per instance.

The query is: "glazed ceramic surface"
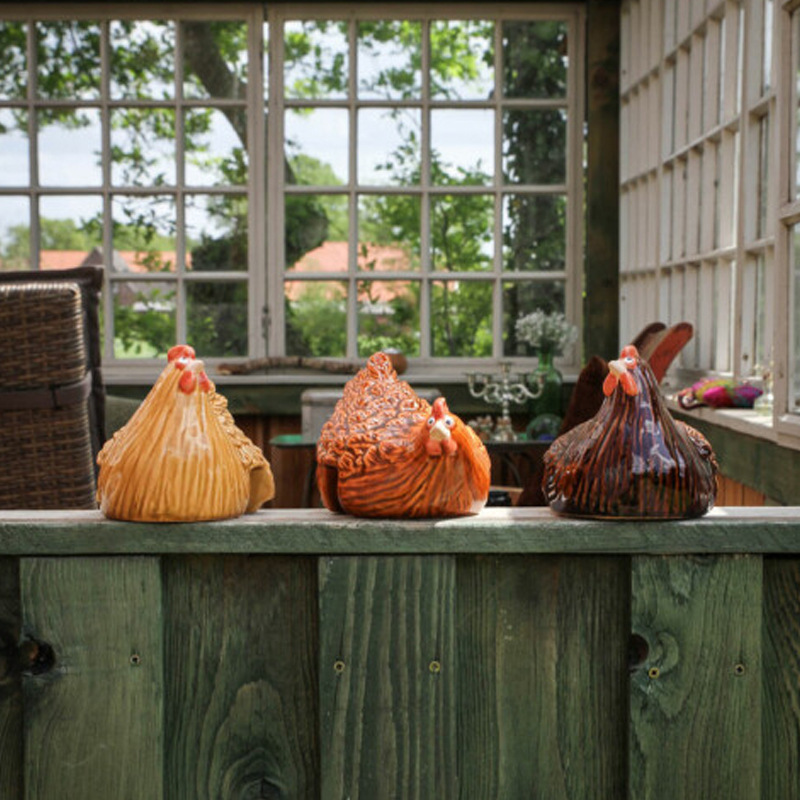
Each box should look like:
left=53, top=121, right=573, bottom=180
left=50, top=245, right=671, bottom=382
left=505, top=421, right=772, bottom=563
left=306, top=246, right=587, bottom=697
left=316, top=352, right=490, bottom=518
left=543, top=345, right=717, bottom=519
left=97, top=345, right=274, bottom=522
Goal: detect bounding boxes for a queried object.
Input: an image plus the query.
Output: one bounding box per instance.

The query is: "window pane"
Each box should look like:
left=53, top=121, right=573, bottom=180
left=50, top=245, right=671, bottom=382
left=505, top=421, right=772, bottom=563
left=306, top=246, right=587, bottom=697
left=0, top=196, right=31, bottom=270
left=36, top=21, right=101, bottom=100
left=503, top=194, right=566, bottom=272
left=357, top=279, right=420, bottom=356
left=0, top=22, right=27, bottom=99
left=112, top=280, right=176, bottom=359
left=111, top=108, right=176, bottom=187
left=358, top=107, right=421, bottom=186
left=285, top=194, right=347, bottom=270
left=358, top=20, right=422, bottom=100
left=38, top=108, right=102, bottom=186
left=185, top=108, right=247, bottom=186
left=39, top=195, right=103, bottom=269
left=182, top=21, right=248, bottom=100
left=186, top=194, right=248, bottom=272
left=757, top=115, right=769, bottom=239
left=285, top=108, right=348, bottom=185
left=793, top=225, right=800, bottom=412
left=431, top=280, right=492, bottom=356
left=431, top=109, right=493, bottom=185
left=112, top=195, right=177, bottom=273
left=503, top=109, right=566, bottom=184
left=110, top=20, right=175, bottom=100
left=285, top=280, right=347, bottom=356
left=0, top=109, right=29, bottom=186
left=284, top=20, right=348, bottom=100
left=502, top=20, right=568, bottom=99
left=502, top=279, right=566, bottom=356
left=431, top=194, right=493, bottom=271
left=430, top=20, right=494, bottom=100
left=359, top=194, right=421, bottom=270
left=186, top=280, right=248, bottom=356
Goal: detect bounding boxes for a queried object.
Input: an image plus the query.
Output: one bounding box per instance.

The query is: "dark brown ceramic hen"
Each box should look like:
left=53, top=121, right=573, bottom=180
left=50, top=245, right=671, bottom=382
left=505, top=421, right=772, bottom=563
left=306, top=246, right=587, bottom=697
left=543, top=345, right=718, bottom=519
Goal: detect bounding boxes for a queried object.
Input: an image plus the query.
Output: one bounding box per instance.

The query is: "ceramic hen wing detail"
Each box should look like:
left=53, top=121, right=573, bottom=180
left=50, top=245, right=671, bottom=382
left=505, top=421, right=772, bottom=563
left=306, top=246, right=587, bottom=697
left=97, top=345, right=275, bottom=522
left=316, top=352, right=491, bottom=518
left=543, top=345, right=718, bottom=519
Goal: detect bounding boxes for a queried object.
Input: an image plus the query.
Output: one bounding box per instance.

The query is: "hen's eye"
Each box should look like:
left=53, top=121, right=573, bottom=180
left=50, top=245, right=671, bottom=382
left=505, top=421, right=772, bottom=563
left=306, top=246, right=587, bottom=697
left=427, top=417, right=435, bottom=427
left=624, top=356, right=636, bottom=367
left=445, top=416, right=455, bottom=428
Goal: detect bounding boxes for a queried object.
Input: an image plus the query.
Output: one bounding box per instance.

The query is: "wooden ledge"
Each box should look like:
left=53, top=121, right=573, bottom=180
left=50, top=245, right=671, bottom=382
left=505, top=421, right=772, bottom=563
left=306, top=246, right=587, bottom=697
left=0, top=506, right=799, bottom=556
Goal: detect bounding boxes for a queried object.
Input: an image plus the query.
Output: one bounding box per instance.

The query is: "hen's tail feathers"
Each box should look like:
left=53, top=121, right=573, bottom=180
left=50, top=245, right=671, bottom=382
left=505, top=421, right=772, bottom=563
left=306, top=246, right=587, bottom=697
left=640, top=322, right=694, bottom=383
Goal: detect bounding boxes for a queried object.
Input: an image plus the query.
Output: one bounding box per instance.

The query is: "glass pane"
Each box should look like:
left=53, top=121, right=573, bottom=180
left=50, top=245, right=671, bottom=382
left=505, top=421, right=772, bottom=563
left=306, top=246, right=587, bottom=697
left=793, top=224, right=800, bottom=411
left=110, top=20, right=175, bottom=99
left=285, top=194, right=347, bottom=270
left=431, top=194, right=493, bottom=271
left=503, top=109, right=566, bottom=184
left=112, top=195, right=177, bottom=273
left=38, top=108, right=102, bottom=186
left=763, top=0, right=773, bottom=93
left=357, top=279, right=420, bottom=356
left=36, top=21, right=101, bottom=100
left=502, top=280, right=566, bottom=356
left=430, top=20, right=494, bottom=100
left=502, top=20, right=568, bottom=99
left=0, top=22, right=27, bottom=100
left=358, top=20, right=421, bottom=100
left=358, top=194, right=420, bottom=270
left=39, top=195, right=103, bottom=269
left=111, top=108, right=176, bottom=187
left=431, top=280, right=492, bottom=357
left=285, top=108, right=348, bottom=185
left=0, top=196, right=31, bottom=270
left=431, top=109, right=493, bottom=185
left=185, top=108, right=247, bottom=186
left=182, top=21, right=248, bottom=100
left=186, top=280, right=248, bottom=356
left=284, top=20, right=348, bottom=100
left=0, top=109, right=29, bottom=186
left=757, top=115, right=769, bottom=240
left=358, top=107, right=421, bottom=186
left=112, top=280, right=176, bottom=359
left=285, top=280, right=347, bottom=356
left=186, top=195, right=247, bottom=272
left=503, top=194, right=566, bottom=272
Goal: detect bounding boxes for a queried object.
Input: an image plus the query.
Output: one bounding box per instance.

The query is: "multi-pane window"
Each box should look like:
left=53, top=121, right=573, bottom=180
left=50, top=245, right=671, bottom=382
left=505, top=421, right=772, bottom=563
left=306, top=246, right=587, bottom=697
left=620, top=0, right=774, bottom=389
left=0, top=3, right=585, bottom=374
left=270, top=7, right=585, bottom=363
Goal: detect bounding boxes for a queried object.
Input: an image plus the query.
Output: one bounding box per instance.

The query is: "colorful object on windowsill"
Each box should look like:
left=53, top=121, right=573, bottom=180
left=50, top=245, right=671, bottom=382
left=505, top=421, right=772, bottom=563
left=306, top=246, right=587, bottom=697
left=543, top=345, right=718, bottom=519
left=316, top=352, right=491, bottom=518
left=96, top=345, right=275, bottom=522
left=677, top=377, right=763, bottom=410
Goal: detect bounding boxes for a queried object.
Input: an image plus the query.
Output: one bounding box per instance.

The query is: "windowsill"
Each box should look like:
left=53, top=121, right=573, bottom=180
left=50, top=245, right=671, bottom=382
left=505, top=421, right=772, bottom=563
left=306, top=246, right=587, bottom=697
left=665, top=396, right=777, bottom=443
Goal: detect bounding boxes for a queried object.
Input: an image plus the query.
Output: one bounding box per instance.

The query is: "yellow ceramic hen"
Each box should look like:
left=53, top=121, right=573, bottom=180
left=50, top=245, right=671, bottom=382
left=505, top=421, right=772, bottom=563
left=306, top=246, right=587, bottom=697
left=97, top=345, right=274, bottom=521
left=316, top=352, right=490, bottom=518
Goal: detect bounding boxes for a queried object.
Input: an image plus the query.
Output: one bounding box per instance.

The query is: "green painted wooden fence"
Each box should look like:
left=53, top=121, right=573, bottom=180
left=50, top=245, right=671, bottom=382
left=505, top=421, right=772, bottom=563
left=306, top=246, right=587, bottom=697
left=0, top=507, right=798, bottom=799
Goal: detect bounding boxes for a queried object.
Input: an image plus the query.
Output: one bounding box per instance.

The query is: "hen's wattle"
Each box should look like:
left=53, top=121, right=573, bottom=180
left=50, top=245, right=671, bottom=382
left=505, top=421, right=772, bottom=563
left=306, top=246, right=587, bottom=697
left=543, top=346, right=717, bottom=519
left=316, top=352, right=490, bottom=518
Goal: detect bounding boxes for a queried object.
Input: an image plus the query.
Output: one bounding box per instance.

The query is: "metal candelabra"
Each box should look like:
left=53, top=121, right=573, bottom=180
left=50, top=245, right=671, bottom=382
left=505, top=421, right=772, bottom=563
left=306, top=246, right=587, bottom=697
left=466, top=362, right=545, bottom=428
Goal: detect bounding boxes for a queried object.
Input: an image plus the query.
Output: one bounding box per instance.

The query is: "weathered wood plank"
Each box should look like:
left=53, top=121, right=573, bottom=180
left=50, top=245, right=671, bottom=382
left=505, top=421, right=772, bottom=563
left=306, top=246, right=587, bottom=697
left=163, top=555, right=319, bottom=800
left=630, top=555, right=762, bottom=800
left=763, top=557, right=800, bottom=799
left=319, top=556, right=456, bottom=798
left=456, top=555, right=629, bottom=799
left=5, top=508, right=800, bottom=556
left=20, top=556, right=163, bottom=800
left=0, top=558, right=21, bottom=799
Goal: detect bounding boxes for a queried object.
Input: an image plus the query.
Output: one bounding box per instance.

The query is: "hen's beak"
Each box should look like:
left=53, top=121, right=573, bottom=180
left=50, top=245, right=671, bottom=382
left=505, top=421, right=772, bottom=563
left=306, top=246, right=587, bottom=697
left=603, top=359, right=639, bottom=397
left=429, top=419, right=451, bottom=442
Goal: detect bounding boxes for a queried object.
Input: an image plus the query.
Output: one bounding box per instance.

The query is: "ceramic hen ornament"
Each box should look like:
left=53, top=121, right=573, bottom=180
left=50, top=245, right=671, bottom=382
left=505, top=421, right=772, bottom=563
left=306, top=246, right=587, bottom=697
left=543, top=345, right=718, bottom=519
left=316, top=352, right=491, bottom=518
left=97, top=345, right=275, bottom=522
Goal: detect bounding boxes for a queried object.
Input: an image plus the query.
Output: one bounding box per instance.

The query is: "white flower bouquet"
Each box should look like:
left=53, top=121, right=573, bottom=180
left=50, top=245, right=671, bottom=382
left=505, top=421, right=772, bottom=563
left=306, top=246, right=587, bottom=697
left=515, top=310, right=577, bottom=355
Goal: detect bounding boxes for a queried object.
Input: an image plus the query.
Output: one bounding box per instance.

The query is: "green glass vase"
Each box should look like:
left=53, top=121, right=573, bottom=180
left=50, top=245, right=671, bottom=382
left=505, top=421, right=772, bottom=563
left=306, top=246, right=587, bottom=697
left=527, top=348, right=563, bottom=423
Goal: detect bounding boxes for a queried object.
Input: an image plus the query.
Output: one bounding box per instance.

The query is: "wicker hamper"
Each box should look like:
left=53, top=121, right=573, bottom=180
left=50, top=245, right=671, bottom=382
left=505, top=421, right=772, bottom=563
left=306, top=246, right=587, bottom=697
left=0, top=278, right=99, bottom=509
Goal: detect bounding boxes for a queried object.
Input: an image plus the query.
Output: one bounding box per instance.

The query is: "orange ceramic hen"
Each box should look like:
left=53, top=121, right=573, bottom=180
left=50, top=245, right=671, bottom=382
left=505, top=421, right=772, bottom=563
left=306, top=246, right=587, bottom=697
left=316, top=352, right=490, bottom=518
left=97, top=345, right=274, bottom=521
left=543, top=345, right=717, bottom=519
